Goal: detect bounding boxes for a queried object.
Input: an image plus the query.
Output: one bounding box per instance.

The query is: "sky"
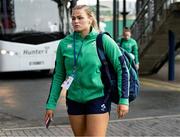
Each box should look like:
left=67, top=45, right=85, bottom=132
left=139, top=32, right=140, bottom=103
left=77, top=0, right=96, bottom=5
left=77, top=0, right=136, bottom=5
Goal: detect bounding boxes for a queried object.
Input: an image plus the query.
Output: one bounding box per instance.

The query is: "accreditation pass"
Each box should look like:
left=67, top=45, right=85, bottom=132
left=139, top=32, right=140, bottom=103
left=61, top=76, right=74, bottom=90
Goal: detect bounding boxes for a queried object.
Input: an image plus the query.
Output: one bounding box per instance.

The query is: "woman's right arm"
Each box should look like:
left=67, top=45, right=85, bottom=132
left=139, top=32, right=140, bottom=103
left=46, top=42, right=66, bottom=111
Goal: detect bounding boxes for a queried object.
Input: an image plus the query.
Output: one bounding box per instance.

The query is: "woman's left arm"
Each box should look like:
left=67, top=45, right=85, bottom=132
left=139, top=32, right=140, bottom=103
left=102, top=34, right=129, bottom=118
left=102, top=34, right=129, bottom=105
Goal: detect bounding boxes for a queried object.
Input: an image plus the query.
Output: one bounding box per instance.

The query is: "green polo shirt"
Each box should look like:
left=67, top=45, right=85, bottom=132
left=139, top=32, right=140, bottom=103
left=117, top=38, right=139, bottom=64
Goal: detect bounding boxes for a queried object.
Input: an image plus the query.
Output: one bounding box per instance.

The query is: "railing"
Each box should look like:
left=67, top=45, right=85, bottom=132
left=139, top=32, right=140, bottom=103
left=130, top=0, right=176, bottom=55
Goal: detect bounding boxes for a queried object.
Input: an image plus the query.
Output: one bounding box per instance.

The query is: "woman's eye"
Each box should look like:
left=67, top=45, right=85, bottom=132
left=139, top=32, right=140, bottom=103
left=78, top=17, right=84, bottom=20
left=72, top=16, right=84, bottom=21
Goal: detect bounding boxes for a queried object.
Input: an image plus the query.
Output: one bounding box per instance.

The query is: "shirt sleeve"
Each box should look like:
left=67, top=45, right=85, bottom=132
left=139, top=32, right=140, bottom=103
left=102, top=34, right=129, bottom=105
left=132, top=39, right=139, bottom=64
left=46, top=42, right=66, bottom=110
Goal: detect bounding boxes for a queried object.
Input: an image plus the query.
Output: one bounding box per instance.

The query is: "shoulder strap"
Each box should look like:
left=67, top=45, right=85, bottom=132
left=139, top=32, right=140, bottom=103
left=96, top=32, right=113, bottom=86
left=96, top=32, right=111, bottom=58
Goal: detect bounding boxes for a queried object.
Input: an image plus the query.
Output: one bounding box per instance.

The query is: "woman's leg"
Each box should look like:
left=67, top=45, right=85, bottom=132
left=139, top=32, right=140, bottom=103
left=68, top=115, right=86, bottom=136
left=85, top=112, right=109, bottom=136
left=66, top=98, right=86, bottom=136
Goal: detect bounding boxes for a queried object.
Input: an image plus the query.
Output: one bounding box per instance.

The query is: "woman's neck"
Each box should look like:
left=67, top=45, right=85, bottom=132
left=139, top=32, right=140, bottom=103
left=80, top=28, right=91, bottom=38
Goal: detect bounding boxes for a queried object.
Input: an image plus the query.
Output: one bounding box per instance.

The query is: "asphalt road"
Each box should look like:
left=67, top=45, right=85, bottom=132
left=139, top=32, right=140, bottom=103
left=0, top=65, right=180, bottom=129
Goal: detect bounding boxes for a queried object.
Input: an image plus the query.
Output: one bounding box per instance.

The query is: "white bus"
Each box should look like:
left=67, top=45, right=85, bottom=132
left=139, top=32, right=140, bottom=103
left=0, top=0, right=76, bottom=73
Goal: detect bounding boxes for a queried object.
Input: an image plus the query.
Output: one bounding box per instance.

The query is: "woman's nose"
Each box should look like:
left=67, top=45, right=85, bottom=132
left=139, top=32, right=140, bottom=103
left=73, top=18, right=79, bottom=23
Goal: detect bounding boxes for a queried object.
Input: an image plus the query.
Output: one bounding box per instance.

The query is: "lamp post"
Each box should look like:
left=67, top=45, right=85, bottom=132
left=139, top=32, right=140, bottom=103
left=96, top=0, right=100, bottom=26
left=113, top=0, right=119, bottom=41
left=168, top=30, right=175, bottom=81
left=121, top=0, right=129, bottom=28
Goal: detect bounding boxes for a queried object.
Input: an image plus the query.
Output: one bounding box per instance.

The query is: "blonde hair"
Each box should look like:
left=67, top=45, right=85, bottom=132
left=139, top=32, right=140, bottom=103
left=72, top=5, right=98, bottom=30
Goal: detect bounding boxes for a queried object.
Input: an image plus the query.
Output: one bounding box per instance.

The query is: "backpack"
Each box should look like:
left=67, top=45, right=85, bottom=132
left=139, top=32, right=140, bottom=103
left=96, top=32, right=140, bottom=104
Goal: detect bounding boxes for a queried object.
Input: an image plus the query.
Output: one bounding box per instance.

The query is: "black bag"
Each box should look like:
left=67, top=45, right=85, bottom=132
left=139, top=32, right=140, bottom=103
left=96, top=32, right=140, bottom=104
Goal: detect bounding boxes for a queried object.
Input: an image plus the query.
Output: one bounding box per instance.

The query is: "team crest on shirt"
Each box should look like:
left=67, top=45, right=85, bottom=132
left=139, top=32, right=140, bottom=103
left=67, top=44, right=72, bottom=48
left=101, top=104, right=106, bottom=111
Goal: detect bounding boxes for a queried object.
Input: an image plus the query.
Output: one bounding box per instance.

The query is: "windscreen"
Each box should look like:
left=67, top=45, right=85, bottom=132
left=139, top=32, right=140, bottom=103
left=0, top=0, right=60, bottom=34
left=0, top=0, right=74, bottom=44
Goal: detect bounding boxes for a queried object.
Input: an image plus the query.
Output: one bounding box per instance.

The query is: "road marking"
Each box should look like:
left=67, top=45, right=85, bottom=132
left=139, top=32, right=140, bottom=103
left=1, top=124, right=71, bottom=131
left=109, top=114, right=180, bottom=123
left=140, top=78, right=180, bottom=91
left=2, top=114, right=180, bottom=131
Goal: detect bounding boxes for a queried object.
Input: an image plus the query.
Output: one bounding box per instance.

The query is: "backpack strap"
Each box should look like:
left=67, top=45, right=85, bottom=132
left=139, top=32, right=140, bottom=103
left=96, top=32, right=113, bottom=87
left=96, top=32, right=130, bottom=103
left=96, top=32, right=113, bottom=102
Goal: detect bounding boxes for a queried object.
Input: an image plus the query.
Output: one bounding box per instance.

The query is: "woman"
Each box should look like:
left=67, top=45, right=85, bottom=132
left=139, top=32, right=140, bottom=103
left=45, top=5, right=129, bottom=136
left=117, top=27, right=139, bottom=70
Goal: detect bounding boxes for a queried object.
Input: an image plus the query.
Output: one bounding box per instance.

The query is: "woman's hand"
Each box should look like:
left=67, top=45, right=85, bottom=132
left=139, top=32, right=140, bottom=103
left=135, top=64, right=139, bottom=70
left=117, top=104, right=129, bottom=119
left=44, top=109, right=54, bottom=123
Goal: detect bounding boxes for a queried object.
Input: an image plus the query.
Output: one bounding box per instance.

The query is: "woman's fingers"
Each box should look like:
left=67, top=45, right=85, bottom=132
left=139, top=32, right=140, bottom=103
left=117, top=105, right=129, bottom=119
left=118, top=110, right=128, bottom=118
left=44, top=110, right=54, bottom=122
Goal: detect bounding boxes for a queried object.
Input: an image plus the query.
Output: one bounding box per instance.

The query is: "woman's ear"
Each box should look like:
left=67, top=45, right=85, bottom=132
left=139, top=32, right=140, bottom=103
left=88, top=17, right=93, bottom=25
left=89, top=20, right=92, bottom=25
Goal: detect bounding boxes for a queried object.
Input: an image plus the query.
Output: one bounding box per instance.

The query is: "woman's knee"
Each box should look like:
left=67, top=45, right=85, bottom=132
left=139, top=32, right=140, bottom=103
left=85, top=113, right=109, bottom=136
left=68, top=115, right=86, bottom=136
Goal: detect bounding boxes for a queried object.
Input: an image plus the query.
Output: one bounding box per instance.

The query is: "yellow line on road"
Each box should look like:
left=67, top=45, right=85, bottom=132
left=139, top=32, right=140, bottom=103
left=140, top=78, right=180, bottom=91
left=110, top=114, right=180, bottom=123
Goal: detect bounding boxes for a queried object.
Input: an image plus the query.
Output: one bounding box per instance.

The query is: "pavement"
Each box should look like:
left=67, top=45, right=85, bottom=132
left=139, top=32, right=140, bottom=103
left=0, top=114, right=180, bottom=136
left=0, top=61, right=180, bottom=136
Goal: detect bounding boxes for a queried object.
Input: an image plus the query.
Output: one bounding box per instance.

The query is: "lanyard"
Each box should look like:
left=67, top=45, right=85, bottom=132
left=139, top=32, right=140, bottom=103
left=73, top=33, right=83, bottom=72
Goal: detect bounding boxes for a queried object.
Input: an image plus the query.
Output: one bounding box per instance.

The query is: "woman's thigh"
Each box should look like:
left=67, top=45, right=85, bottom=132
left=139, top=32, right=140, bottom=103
left=68, top=115, right=86, bottom=136
left=85, top=112, right=109, bottom=136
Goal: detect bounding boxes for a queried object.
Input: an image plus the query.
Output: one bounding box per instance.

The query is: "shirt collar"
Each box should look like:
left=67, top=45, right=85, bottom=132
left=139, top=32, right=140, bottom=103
left=73, top=27, right=98, bottom=40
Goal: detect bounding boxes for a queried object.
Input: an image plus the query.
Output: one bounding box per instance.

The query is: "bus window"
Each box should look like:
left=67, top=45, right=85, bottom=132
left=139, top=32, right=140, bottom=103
left=0, top=0, right=16, bottom=33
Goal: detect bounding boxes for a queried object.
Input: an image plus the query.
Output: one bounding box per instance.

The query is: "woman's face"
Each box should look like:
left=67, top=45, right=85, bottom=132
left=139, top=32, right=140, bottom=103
left=123, top=31, right=131, bottom=40
left=71, top=9, right=92, bottom=33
